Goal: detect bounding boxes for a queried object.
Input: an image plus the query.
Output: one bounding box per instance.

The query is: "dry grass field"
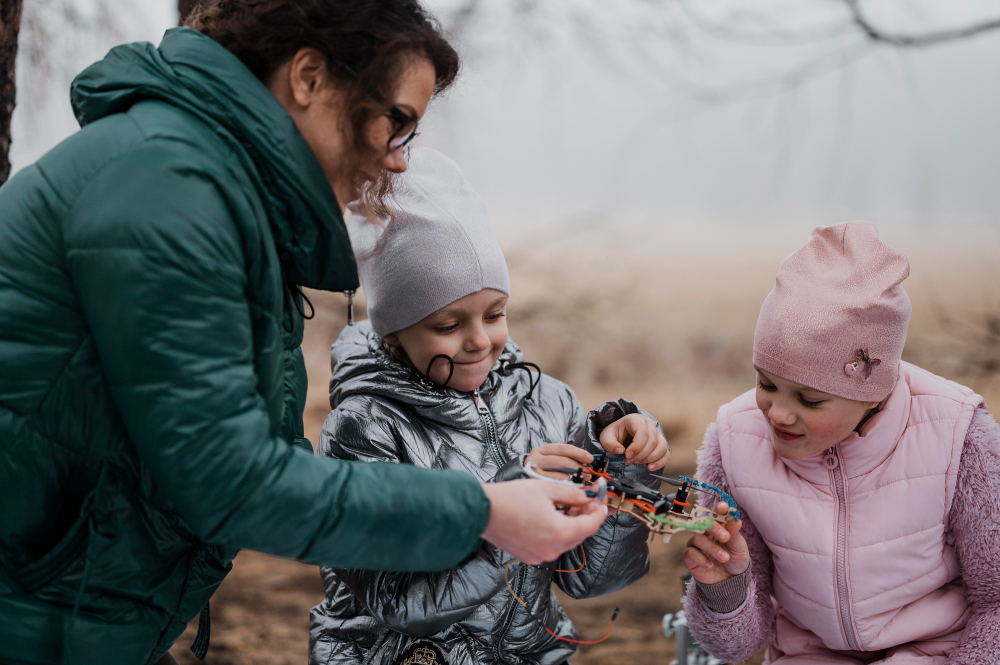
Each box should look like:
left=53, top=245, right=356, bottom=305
left=171, top=226, right=1000, bottom=665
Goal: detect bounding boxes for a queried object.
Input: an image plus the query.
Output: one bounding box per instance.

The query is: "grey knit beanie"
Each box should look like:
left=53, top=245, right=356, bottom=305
left=347, top=147, right=510, bottom=338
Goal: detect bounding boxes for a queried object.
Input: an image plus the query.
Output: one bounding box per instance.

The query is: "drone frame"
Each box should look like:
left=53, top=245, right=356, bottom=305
left=525, top=453, right=740, bottom=543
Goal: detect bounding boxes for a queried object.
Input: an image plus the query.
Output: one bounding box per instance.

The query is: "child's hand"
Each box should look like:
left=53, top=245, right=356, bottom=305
left=525, top=443, right=594, bottom=480
left=599, top=413, right=670, bottom=471
left=683, top=502, right=750, bottom=585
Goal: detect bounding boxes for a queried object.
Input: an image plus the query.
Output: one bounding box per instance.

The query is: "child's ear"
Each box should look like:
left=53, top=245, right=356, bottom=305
left=384, top=333, right=400, bottom=346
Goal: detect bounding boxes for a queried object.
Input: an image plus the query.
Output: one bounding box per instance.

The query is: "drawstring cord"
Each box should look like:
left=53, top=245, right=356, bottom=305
left=345, top=289, right=356, bottom=326
left=501, top=360, right=541, bottom=400
left=413, top=357, right=541, bottom=399
left=63, top=523, right=94, bottom=662
left=420, top=354, right=454, bottom=389
left=280, top=251, right=314, bottom=333
left=62, top=485, right=101, bottom=663
left=190, top=602, right=211, bottom=660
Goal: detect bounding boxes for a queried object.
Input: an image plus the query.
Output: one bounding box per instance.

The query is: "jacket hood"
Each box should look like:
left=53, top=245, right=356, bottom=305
left=70, top=27, right=358, bottom=292
left=329, top=321, right=527, bottom=428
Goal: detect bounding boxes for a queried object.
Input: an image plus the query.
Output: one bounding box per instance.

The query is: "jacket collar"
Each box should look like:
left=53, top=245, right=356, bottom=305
left=71, top=27, right=358, bottom=292
left=329, top=322, right=531, bottom=429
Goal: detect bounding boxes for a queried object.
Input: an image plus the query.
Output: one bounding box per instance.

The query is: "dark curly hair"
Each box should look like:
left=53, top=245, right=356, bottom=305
left=187, top=0, right=459, bottom=216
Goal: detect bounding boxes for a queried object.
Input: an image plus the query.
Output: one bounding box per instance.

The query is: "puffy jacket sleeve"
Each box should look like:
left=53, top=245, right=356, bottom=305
left=316, top=402, right=512, bottom=636
left=945, top=407, right=1000, bottom=665
left=682, top=423, right=775, bottom=662
left=63, top=143, right=489, bottom=571
left=554, top=397, right=654, bottom=599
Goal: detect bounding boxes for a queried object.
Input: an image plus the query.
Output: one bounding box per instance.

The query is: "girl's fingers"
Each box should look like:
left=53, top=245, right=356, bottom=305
left=689, top=533, right=731, bottom=563
left=683, top=546, right=714, bottom=572
left=598, top=420, right=629, bottom=455
left=644, top=430, right=670, bottom=469
left=708, top=523, right=730, bottom=543
left=536, top=443, right=593, bottom=464
left=625, top=426, right=652, bottom=461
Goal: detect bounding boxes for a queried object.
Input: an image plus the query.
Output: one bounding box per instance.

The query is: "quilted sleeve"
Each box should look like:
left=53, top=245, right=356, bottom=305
left=64, top=141, right=489, bottom=572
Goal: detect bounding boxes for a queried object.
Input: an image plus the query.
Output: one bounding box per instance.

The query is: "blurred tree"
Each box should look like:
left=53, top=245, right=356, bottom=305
left=0, top=0, right=130, bottom=183
left=0, top=0, right=22, bottom=185
left=441, top=0, right=1000, bottom=99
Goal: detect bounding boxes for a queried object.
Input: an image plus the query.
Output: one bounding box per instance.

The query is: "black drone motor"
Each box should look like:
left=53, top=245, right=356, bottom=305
left=671, top=480, right=691, bottom=515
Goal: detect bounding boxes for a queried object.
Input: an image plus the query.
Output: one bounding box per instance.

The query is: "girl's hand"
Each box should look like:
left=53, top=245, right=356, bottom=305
left=525, top=443, right=593, bottom=480
left=599, top=413, right=670, bottom=471
left=683, top=502, right=750, bottom=585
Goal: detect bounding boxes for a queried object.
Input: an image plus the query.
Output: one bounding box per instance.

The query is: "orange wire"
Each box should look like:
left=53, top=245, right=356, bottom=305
left=555, top=544, right=585, bottom=573
left=543, top=616, right=616, bottom=644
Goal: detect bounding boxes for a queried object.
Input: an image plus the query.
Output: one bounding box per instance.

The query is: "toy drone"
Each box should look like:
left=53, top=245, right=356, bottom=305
left=524, top=454, right=740, bottom=543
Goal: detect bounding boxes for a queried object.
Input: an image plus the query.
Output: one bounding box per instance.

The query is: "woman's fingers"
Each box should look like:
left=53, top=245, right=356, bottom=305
left=481, top=481, right=605, bottom=565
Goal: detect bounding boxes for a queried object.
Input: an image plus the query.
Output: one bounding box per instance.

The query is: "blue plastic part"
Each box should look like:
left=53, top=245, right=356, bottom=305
left=679, top=476, right=741, bottom=521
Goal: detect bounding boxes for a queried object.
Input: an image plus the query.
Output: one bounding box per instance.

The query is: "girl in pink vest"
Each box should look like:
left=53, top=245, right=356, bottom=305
left=682, top=222, right=1000, bottom=664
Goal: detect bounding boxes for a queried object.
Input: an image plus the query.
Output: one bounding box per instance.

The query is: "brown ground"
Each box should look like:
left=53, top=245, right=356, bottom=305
left=171, top=228, right=1000, bottom=665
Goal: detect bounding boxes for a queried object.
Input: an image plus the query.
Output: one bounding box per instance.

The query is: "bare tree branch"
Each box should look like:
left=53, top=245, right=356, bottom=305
left=678, top=0, right=855, bottom=46
left=844, top=0, right=1000, bottom=47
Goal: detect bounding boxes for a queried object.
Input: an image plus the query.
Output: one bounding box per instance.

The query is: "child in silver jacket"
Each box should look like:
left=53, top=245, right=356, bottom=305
left=310, top=148, right=668, bottom=665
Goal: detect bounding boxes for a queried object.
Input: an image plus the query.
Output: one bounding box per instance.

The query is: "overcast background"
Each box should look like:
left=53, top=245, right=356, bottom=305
left=12, top=0, right=1000, bottom=240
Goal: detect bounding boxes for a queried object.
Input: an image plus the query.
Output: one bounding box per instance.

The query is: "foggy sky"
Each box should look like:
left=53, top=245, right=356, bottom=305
left=11, top=0, right=1000, bottom=236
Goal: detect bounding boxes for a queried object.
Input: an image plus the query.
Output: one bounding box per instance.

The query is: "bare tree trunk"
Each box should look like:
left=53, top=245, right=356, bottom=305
left=0, top=0, right=23, bottom=186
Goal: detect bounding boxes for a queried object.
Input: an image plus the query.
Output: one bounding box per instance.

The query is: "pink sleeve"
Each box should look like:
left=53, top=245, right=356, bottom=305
left=945, top=407, right=1000, bottom=665
left=682, top=423, right=776, bottom=663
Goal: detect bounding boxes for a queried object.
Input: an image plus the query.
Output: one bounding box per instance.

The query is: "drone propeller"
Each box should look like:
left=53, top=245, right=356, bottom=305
left=650, top=474, right=687, bottom=487
left=607, top=477, right=665, bottom=499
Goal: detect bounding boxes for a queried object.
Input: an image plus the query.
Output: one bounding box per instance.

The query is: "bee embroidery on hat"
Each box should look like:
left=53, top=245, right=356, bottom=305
left=845, top=347, right=881, bottom=379
left=396, top=643, right=447, bottom=665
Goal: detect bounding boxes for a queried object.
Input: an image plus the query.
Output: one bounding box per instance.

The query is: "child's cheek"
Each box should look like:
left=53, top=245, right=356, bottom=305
left=803, top=412, right=853, bottom=446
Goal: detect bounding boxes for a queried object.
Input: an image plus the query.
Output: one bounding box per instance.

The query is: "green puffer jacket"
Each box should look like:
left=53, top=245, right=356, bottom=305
left=0, top=27, right=489, bottom=665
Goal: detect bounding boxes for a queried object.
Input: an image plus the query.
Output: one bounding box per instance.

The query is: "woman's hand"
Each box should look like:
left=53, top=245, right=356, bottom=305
left=481, top=480, right=606, bottom=564
left=683, top=502, right=750, bottom=585
left=524, top=443, right=593, bottom=480
left=599, top=413, right=670, bottom=471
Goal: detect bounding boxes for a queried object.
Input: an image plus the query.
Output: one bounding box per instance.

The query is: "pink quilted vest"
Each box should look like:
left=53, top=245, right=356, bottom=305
left=716, top=362, right=983, bottom=657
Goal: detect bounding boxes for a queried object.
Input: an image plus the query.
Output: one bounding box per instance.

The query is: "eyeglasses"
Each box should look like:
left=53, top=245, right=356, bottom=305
left=386, top=106, right=420, bottom=152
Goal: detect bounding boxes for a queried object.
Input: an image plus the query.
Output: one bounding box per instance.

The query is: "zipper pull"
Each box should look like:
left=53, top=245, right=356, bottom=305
left=344, top=289, right=356, bottom=326
left=473, top=388, right=489, bottom=414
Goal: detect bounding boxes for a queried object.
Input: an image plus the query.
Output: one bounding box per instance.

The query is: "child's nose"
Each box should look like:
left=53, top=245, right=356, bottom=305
left=768, top=402, right=796, bottom=426
left=465, top=325, right=491, bottom=352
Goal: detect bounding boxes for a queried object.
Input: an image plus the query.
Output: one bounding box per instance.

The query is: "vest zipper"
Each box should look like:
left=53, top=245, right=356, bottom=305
left=493, top=565, right=527, bottom=665
left=474, top=388, right=507, bottom=468
left=828, top=445, right=862, bottom=651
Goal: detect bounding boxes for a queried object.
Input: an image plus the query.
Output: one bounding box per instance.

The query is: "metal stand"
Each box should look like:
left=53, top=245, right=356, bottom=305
left=662, top=574, right=726, bottom=665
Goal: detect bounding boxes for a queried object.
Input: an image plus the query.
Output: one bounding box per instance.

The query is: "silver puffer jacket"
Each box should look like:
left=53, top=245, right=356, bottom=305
left=309, top=322, right=658, bottom=665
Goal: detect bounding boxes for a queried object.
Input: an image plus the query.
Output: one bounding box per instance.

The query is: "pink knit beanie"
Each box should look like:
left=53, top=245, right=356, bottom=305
left=753, top=221, right=911, bottom=403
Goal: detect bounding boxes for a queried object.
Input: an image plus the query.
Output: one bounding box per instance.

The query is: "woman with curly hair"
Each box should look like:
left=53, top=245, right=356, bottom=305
left=0, top=3, right=606, bottom=663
